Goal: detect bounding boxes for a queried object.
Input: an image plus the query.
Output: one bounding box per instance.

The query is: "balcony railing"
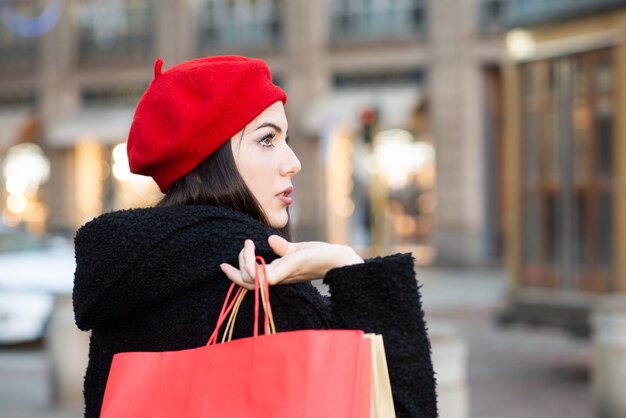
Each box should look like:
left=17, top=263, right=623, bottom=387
left=329, top=0, right=427, bottom=41
left=196, top=0, right=282, bottom=51
left=77, top=0, right=154, bottom=64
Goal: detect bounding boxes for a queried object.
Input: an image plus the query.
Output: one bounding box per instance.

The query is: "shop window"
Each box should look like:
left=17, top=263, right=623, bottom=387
left=196, top=0, right=282, bottom=51
left=520, top=48, right=616, bottom=293
left=522, top=195, right=540, bottom=266
left=598, top=192, right=612, bottom=269
left=77, top=0, right=155, bottom=65
left=329, top=0, right=427, bottom=41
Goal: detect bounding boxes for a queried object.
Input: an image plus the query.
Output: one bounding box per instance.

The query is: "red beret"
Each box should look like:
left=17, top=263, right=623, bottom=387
left=127, top=56, right=287, bottom=193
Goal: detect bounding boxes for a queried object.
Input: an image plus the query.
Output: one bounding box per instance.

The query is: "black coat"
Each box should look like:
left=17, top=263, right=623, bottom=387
left=73, top=205, right=437, bottom=418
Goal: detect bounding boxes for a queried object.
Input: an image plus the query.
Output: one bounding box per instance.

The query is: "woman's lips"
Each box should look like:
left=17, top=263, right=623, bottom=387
left=277, top=186, right=294, bottom=205
left=277, top=195, right=293, bottom=205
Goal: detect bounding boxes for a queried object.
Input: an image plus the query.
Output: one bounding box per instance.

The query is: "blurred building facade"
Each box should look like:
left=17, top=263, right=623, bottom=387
left=502, top=0, right=626, bottom=334
left=0, top=0, right=506, bottom=265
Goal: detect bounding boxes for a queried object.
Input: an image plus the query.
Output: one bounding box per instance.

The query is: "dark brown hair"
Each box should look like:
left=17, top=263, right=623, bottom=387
left=156, top=138, right=291, bottom=240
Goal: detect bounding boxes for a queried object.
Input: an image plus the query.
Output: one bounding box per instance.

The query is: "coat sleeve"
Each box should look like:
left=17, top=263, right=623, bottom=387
left=323, top=253, right=438, bottom=418
left=73, top=216, right=279, bottom=331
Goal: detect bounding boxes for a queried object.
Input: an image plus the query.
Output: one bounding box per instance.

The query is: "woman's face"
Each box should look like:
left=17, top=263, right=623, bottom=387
left=231, top=101, right=301, bottom=229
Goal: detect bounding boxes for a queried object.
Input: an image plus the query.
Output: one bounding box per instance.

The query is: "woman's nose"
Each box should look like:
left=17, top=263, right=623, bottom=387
left=281, top=145, right=302, bottom=176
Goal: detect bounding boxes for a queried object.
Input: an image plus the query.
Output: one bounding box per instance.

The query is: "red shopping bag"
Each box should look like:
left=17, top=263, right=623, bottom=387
left=99, top=256, right=372, bottom=418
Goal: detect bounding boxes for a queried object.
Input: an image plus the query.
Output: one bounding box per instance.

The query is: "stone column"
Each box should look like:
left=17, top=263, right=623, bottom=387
left=39, top=0, right=81, bottom=234
left=154, top=0, right=194, bottom=64
left=591, top=297, right=626, bottom=418
left=428, top=0, right=488, bottom=265
left=39, top=0, right=80, bottom=123
left=430, top=321, right=470, bottom=418
left=46, top=293, right=90, bottom=407
left=282, top=0, right=331, bottom=241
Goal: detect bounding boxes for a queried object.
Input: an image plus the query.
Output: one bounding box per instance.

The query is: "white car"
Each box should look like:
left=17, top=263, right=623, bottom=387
left=0, top=237, right=75, bottom=345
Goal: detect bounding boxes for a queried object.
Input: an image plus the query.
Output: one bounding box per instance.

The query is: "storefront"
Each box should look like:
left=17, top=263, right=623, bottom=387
left=302, top=84, right=436, bottom=262
left=502, top=8, right=626, bottom=335
left=44, top=106, right=161, bottom=232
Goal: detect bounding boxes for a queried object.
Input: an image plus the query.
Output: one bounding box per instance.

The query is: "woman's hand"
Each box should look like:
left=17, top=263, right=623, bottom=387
left=220, top=235, right=363, bottom=290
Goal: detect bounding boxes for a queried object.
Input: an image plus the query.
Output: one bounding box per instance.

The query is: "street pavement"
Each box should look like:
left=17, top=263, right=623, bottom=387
left=419, top=267, right=592, bottom=418
left=0, top=266, right=593, bottom=418
left=0, top=347, right=82, bottom=418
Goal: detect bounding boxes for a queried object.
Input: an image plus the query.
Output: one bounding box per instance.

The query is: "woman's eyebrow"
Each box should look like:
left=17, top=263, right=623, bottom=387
left=255, top=122, right=283, bottom=133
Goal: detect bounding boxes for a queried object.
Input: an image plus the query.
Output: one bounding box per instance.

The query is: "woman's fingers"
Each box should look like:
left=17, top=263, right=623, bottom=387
left=268, top=235, right=301, bottom=257
left=237, top=240, right=256, bottom=284
left=237, top=243, right=247, bottom=281
left=264, top=250, right=308, bottom=285
left=219, top=263, right=255, bottom=290
left=222, top=240, right=258, bottom=289
left=245, top=240, right=257, bottom=279
left=262, top=261, right=281, bottom=286
left=223, top=237, right=348, bottom=288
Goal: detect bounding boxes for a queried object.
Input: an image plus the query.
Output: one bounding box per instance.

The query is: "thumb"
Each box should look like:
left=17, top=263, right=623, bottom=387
left=268, top=235, right=294, bottom=256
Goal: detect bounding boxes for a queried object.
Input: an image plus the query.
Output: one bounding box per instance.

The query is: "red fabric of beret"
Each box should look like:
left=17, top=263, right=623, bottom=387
left=127, top=55, right=287, bottom=193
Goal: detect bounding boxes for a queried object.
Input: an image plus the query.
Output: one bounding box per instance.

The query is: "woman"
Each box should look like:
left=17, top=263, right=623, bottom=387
left=73, top=56, right=437, bottom=418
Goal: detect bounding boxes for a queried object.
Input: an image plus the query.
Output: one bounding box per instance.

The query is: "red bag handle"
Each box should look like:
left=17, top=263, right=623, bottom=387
left=254, top=256, right=273, bottom=337
left=207, top=283, right=243, bottom=345
left=207, top=256, right=273, bottom=345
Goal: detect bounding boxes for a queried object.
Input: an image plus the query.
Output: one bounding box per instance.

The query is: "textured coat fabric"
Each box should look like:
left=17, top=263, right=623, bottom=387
left=73, top=205, right=438, bottom=418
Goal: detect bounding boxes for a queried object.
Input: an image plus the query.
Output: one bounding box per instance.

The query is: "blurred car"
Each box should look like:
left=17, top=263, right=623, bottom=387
left=0, top=229, right=75, bottom=345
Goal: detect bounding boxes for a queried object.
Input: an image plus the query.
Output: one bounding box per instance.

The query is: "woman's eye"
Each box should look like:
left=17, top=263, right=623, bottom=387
left=258, top=134, right=275, bottom=148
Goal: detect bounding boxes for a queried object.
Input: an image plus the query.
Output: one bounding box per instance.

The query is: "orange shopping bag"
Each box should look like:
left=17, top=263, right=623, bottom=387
left=99, top=256, right=381, bottom=418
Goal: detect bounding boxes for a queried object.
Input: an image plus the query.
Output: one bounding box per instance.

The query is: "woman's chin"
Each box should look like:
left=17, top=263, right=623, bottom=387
left=268, top=210, right=289, bottom=229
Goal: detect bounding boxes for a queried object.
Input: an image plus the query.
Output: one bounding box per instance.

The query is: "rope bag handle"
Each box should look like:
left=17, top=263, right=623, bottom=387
left=207, top=256, right=275, bottom=345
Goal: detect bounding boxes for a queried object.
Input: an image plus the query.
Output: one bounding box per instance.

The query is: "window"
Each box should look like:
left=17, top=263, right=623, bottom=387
left=479, top=0, right=508, bottom=31
left=0, top=26, right=38, bottom=73
left=196, top=0, right=282, bottom=51
left=77, top=0, right=154, bottom=64
left=0, top=93, right=36, bottom=108
left=81, top=86, right=147, bottom=107
left=333, top=70, right=425, bottom=88
left=520, top=49, right=616, bottom=293
left=329, top=0, right=427, bottom=41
